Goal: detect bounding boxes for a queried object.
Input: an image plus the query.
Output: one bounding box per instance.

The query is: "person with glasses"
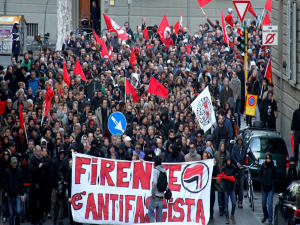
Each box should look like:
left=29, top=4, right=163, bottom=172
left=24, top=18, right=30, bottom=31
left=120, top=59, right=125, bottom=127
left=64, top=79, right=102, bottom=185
left=184, top=142, right=201, bottom=162
left=259, top=152, right=277, bottom=225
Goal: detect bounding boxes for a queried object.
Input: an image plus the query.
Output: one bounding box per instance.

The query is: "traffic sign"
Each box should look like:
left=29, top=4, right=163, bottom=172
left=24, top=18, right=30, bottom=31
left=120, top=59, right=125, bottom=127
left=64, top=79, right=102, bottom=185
left=233, top=0, right=250, bottom=23
left=262, top=25, right=278, bottom=46
left=108, top=111, right=127, bottom=135
left=245, top=95, right=257, bottom=117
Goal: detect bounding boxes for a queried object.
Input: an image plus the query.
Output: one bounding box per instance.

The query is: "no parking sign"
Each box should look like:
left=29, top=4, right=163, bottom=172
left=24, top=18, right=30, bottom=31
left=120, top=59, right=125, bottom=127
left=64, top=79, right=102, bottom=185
left=245, top=95, right=257, bottom=117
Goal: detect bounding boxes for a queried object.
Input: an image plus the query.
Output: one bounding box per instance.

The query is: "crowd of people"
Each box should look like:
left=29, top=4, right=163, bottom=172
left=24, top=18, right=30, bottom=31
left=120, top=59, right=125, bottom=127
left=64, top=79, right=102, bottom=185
left=0, top=10, right=285, bottom=225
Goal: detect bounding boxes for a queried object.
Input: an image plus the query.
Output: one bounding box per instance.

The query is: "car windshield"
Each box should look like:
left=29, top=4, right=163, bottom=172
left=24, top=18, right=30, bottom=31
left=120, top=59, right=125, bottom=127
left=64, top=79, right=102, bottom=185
left=249, top=136, right=287, bottom=154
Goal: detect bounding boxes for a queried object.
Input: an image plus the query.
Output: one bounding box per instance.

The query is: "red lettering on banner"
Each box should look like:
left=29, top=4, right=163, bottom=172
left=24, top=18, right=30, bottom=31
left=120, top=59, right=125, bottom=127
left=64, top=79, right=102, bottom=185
left=98, top=194, right=109, bottom=220
left=144, top=196, right=151, bottom=223
left=117, top=161, right=131, bottom=187
left=168, top=164, right=181, bottom=191
left=168, top=198, right=173, bottom=222
left=134, top=196, right=145, bottom=223
left=71, top=192, right=86, bottom=210
left=125, top=195, right=135, bottom=222
left=185, top=198, right=195, bottom=222
left=132, top=161, right=152, bottom=189
left=100, top=160, right=115, bottom=186
left=75, top=157, right=91, bottom=184
left=196, top=199, right=205, bottom=225
left=119, top=195, right=124, bottom=221
left=91, top=159, right=98, bottom=185
left=110, top=194, right=118, bottom=221
left=85, top=193, right=98, bottom=220
left=173, top=198, right=185, bottom=222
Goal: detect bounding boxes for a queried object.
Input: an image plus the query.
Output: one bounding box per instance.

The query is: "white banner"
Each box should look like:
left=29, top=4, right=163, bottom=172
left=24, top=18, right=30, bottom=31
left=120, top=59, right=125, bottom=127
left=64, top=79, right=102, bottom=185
left=191, top=87, right=216, bottom=133
left=71, top=153, right=213, bottom=224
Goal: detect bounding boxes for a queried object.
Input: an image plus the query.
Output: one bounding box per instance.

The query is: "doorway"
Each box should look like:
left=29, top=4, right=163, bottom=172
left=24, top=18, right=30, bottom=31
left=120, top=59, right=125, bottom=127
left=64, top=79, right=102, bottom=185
left=79, top=0, right=101, bottom=30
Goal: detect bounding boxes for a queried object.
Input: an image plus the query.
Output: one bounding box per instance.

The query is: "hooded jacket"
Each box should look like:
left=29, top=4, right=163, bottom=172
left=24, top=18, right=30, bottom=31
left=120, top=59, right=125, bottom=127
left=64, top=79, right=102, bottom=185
left=259, top=160, right=277, bottom=192
left=221, top=155, right=237, bottom=193
left=229, top=77, right=241, bottom=101
left=2, top=165, right=24, bottom=196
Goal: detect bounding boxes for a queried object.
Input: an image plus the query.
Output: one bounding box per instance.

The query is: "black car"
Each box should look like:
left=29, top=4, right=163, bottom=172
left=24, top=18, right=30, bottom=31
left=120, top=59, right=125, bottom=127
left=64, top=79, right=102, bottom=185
left=240, top=126, right=289, bottom=185
left=274, top=182, right=300, bottom=225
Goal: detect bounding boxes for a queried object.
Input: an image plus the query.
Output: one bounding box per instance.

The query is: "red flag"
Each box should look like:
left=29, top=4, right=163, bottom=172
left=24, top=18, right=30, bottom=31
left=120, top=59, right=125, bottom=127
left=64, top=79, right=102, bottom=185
left=101, top=39, right=109, bottom=58
left=44, top=87, right=54, bottom=117
left=248, top=3, right=257, bottom=17
left=148, top=76, right=169, bottom=98
left=186, top=45, right=192, bottom=54
left=197, top=0, right=213, bottom=8
left=174, top=21, right=180, bottom=35
left=19, top=102, right=24, bottom=130
left=0, top=101, right=6, bottom=115
left=215, top=172, right=236, bottom=182
left=261, top=12, right=271, bottom=28
left=125, top=79, right=140, bottom=103
left=221, top=9, right=229, bottom=45
left=74, top=59, right=86, bottom=82
left=291, top=134, right=295, bottom=156
left=129, top=48, right=137, bottom=69
left=264, top=0, right=272, bottom=12
left=143, top=26, right=149, bottom=40
left=63, top=62, right=70, bottom=87
left=93, top=30, right=102, bottom=46
left=157, top=15, right=170, bottom=43
left=108, top=45, right=113, bottom=60
left=180, top=9, right=183, bottom=30
left=237, top=28, right=243, bottom=36
left=265, top=59, right=273, bottom=84
left=103, top=13, right=128, bottom=40
left=225, top=14, right=233, bottom=27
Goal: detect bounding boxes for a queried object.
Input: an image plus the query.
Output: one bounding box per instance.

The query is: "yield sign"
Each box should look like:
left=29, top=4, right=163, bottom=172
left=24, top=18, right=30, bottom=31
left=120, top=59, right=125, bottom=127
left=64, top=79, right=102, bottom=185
left=233, top=0, right=250, bottom=23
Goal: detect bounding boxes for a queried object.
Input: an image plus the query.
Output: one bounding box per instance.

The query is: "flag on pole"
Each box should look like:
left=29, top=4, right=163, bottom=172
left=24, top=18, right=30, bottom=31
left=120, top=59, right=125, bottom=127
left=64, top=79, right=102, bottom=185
left=264, top=0, right=272, bottom=12
left=148, top=76, right=169, bottom=98
left=125, top=79, right=140, bottom=103
left=248, top=3, right=257, bottom=17
left=101, top=39, right=109, bottom=58
left=93, top=30, right=102, bottom=46
left=44, top=87, right=54, bottom=118
left=63, top=62, right=70, bottom=87
left=0, top=101, right=6, bottom=115
left=265, top=59, right=273, bottom=84
left=221, top=9, right=229, bottom=45
left=174, top=21, right=180, bottom=35
left=261, top=11, right=271, bottom=28
left=225, top=14, right=234, bottom=27
left=191, top=86, right=216, bottom=133
left=143, top=26, right=149, bottom=40
left=180, top=9, right=183, bottom=30
left=129, top=48, right=137, bottom=70
left=74, top=59, right=86, bottom=82
left=197, top=0, right=213, bottom=8
left=157, top=15, right=170, bottom=43
left=103, top=13, right=128, bottom=40
left=19, top=102, right=24, bottom=130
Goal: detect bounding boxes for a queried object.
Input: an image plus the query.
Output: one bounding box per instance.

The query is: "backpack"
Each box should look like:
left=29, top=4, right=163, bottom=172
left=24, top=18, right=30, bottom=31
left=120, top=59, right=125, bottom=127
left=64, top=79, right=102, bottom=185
left=157, top=170, right=168, bottom=192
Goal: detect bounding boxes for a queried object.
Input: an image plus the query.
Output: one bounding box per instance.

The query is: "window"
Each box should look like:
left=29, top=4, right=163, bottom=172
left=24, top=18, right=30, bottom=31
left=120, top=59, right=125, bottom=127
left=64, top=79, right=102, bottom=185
left=249, top=136, right=287, bottom=154
left=27, top=23, right=38, bottom=36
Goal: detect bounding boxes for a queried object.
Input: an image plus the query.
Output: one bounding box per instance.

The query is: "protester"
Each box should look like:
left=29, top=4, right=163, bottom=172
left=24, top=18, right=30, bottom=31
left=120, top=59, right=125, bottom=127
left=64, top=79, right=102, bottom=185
left=148, top=157, right=166, bottom=222
left=260, top=152, right=277, bottom=225
left=222, top=155, right=236, bottom=224
left=0, top=11, right=274, bottom=224
left=291, top=104, right=300, bottom=163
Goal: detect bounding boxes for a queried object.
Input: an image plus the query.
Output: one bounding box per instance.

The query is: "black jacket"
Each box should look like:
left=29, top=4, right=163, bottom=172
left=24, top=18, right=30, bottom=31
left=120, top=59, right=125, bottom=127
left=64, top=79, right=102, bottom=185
left=291, top=107, right=300, bottom=132
left=2, top=165, right=24, bottom=196
left=221, top=163, right=237, bottom=193
left=259, top=161, right=277, bottom=192
left=212, top=125, right=229, bottom=150
left=286, top=165, right=299, bottom=187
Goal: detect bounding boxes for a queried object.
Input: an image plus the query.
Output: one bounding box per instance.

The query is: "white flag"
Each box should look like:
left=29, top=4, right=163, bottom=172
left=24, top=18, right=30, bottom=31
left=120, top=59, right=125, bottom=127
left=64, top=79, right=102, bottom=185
left=191, top=87, right=216, bottom=133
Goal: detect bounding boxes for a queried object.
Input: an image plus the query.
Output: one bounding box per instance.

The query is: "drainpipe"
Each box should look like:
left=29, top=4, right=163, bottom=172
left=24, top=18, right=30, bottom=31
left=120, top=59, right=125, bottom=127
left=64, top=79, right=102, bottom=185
left=279, top=0, right=283, bottom=132
left=4, top=0, right=7, bottom=15
left=44, top=0, right=49, bottom=35
left=292, top=1, right=297, bottom=83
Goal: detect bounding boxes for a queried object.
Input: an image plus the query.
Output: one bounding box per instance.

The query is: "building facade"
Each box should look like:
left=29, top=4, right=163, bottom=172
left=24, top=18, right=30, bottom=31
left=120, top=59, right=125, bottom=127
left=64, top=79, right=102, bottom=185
left=1, top=0, right=265, bottom=42
left=271, top=0, right=300, bottom=147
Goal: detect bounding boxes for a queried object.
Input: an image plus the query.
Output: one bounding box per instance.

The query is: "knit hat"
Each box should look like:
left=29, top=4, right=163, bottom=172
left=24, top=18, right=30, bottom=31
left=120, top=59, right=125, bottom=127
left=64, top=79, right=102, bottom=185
left=205, top=147, right=214, bottom=157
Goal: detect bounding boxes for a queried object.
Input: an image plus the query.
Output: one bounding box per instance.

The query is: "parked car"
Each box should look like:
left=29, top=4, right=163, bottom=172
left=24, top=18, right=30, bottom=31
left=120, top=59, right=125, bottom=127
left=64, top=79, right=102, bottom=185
left=240, top=127, right=289, bottom=186
left=274, top=181, right=300, bottom=225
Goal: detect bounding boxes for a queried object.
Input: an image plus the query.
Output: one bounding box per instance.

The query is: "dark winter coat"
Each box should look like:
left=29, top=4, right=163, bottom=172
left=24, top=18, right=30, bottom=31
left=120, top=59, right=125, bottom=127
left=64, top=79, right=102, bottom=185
left=1, top=165, right=24, bottom=196
left=221, top=162, right=237, bottom=193
left=259, top=161, right=277, bottom=192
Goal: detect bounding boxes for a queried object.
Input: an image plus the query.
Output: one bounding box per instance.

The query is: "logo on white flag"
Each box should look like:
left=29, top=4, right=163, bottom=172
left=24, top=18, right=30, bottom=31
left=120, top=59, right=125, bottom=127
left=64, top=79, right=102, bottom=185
left=191, top=87, right=216, bottom=133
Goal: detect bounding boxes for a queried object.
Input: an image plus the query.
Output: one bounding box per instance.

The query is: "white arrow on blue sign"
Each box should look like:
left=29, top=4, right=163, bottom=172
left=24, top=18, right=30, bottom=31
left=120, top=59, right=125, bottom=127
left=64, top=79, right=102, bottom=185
left=108, top=111, right=127, bottom=135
